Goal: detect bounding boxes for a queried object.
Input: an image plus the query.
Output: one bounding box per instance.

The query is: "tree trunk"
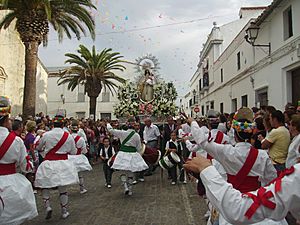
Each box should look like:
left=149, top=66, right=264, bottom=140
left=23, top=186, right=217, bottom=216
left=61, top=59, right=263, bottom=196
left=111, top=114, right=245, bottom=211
left=89, top=96, right=97, bottom=120
left=22, top=41, right=39, bottom=119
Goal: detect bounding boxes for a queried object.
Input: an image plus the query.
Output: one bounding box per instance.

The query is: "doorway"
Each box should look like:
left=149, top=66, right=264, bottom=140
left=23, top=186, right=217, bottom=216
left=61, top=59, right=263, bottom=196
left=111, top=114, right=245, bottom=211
left=292, top=67, right=300, bottom=106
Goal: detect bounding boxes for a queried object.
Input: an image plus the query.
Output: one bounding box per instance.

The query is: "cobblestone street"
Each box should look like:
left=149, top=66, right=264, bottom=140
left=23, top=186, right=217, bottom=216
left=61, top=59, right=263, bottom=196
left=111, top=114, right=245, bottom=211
left=24, top=162, right=207, bottom=225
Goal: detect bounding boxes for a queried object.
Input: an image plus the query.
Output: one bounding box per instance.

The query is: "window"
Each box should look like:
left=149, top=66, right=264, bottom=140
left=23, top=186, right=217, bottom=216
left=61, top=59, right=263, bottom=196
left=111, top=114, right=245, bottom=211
left=241, top=95, right=248, bottom=107
left=232, top=98, right=237, bottom=112
left=201, top=105, right=205, bottom=116
left=220, top=102, right=224, bottom=114
left=77, top=85, right=85, bottom=102
left=199, top=79, right=202, bottom=91
left=76, top=112, right=85, bottom=119
left=256, top=88, right=268, bottom=107
left=210, top=101, right=214, bottom=110
left=237, top=52, right=241, bottom=70
left=189, top=99, right=192, bottom=107
left=203, top=73, right=209, bottom=87
left=102, top=92, right=110, bottom=102
left=206, top=105, right=209, bottom=114
left=283, top=6, right=293, bottom=40
left=220, top=68, right=224, bottom=83
left=100, top=113, right=111, bottom=120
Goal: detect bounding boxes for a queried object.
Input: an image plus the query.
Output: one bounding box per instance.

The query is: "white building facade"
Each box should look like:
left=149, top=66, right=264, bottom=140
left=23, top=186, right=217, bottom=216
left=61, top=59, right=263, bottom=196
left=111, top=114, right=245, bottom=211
left=187, top=7, right=266, bottom=116
left=47, top=67, right=120, bottom=120
left=0, top=10, right=48, bottom=116
left=189, top=0, right=300, bottom=115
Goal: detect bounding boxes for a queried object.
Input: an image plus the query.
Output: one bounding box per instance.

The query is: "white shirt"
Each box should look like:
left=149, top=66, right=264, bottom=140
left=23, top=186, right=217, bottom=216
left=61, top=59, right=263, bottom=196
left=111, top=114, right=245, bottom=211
left=36, top=128, right=77, bottom=155
left=78, top=128, right=87, bottom=143
left=186, top=128, right=227, bottom=179
left=0, top=127, right=32, bottom=173
left=181, top=123, right=191, bottom=134
left=99, top=146, right=115, bottom=160
left=200, top=164, right=300, bottom=224
left=107, top=124, right=141, bottom=151
left=191, top=121, right=277, bottom=186
left=285, top=134, right=300, bottom=168
left=165, top=139, right=178, bottom=150
left=71, top=133, right=87, bottom=154
left=143, top=124, right=160, bottom=143
left=228, top=127, right=237, bottom=146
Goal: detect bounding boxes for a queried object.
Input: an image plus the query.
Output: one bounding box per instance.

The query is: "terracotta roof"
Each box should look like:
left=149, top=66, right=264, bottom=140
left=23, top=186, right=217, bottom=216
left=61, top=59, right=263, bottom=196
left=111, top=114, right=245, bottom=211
left=255, top=0, right=284, bottom=26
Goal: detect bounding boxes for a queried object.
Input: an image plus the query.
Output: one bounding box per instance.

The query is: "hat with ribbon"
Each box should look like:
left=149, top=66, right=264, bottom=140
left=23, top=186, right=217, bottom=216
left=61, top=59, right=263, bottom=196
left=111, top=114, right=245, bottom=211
left=53, top=111, right=65, bottom=123
left=232, top=107, right=256, bottom=133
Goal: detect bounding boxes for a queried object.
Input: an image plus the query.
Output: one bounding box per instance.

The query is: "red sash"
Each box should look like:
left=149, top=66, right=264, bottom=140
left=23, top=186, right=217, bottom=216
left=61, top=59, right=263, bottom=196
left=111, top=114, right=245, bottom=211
left=74, top=136, right=82, bottom=155
left=227, top=147, right=260, bottom=193
left=207, top=131, right=224, bottom=160
left=0, top=132, right=16, bottom=175
left=44, top=132, right=69, bottom=161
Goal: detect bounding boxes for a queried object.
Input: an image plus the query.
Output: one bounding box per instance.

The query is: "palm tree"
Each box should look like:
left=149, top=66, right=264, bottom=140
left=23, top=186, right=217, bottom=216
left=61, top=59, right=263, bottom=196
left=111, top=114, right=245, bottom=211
left=58, top=45, right=126, bottom=119
left=0, top=0, right=96, bottom=119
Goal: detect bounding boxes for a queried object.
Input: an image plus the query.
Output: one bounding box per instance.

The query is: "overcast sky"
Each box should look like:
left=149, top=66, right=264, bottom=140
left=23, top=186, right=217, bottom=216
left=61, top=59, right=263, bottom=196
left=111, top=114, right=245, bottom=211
left=39, top=0, right=272, bottom=98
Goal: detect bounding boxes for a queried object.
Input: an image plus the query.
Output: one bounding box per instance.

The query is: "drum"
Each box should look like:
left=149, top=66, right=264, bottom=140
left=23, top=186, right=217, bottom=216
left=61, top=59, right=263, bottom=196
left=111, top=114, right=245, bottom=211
left=140, top=144, right=161, bottom=165
left=159, top=152, right=181, bottom=170
left=107, top=153, right=117, bottom=167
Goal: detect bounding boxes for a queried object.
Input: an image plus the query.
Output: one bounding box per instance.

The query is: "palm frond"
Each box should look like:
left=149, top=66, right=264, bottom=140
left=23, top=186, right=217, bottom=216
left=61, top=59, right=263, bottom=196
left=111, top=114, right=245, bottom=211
left=0, top=11, right=17, bottom=29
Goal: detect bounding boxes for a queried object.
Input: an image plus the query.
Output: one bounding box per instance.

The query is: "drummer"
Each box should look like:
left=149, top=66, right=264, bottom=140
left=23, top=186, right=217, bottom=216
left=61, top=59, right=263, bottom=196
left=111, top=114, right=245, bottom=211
left=165, top=131, right=182, bottom=185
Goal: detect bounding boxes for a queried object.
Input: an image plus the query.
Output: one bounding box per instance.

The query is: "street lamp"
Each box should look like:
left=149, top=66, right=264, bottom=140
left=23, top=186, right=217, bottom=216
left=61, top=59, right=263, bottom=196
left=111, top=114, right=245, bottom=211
left=245, top=22, right=271, bottom=55
left=192, top=89, right=196, bottom=96
left=60, top=94, right=65, bottom=104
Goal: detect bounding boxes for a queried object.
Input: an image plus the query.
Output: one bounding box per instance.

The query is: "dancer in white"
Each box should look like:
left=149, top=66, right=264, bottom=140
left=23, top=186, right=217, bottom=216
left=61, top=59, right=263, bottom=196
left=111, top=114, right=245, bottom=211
left=184, top=156, right=300, bottom=224
left=69, top=119, right=92, bottom=194
left=189, top=107, right=287, bottom=225
left=107, top=117, right=148, bottom=196
left=0, top=96, right=37, bottom=225
left=35, top=114, right=79, bottom=220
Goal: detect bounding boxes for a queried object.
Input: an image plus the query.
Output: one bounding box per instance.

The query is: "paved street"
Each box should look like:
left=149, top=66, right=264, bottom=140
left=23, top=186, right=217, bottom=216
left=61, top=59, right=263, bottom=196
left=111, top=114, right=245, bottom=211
left=24, top=162, right=207, bottom=225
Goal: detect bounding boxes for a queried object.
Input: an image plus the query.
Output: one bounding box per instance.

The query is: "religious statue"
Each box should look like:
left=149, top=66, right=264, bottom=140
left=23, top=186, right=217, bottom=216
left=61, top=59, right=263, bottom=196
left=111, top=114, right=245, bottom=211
left=139, top=69, right=156, bottom=102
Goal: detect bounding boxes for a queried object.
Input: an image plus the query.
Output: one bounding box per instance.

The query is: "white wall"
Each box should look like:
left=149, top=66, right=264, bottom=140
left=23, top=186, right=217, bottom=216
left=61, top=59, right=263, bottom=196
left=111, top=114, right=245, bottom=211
left=196, top=0, right=300, bottom=113
left=0, top=11, right=48, bottom=116
left=47, top=76, right=119, bottom=119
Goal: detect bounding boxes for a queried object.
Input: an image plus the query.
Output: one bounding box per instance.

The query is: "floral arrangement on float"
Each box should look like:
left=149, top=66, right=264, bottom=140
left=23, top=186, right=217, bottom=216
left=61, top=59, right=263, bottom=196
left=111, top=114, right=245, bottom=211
left=114, top=54, right=177, bottom=119
left=113, top=79, right=178, bottom=118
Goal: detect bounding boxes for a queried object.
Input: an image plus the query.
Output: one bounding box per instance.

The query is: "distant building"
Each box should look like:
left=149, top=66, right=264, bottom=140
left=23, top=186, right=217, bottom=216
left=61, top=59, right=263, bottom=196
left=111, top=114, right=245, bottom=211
left=47, top=67, right=121, bottom=120
left=187, top=7, right=266, bottom=116
left=0, top=10, right=48, bottom=116
left=188, top=0, right=300, bottom=115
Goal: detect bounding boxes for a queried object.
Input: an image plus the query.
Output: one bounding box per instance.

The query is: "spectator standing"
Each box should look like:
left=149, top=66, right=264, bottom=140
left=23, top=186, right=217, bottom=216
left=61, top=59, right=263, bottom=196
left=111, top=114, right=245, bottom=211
left=12, top=119, right=24, bottom=137
left=143, top=117, right=160, bottom=176
left=24, top=121, right=38, bottom=193
left=286, top=114, right=300, bottom=168
left=251, top=117, right=266, bottom=149
left=143, top=117, right=160, bottom=149
left=163, top=116, right=177, bottom=156
left=261, top=110, right=291, bottom=172
left=98, top=126, right=107, bottom=149
left=78, top=121, right=88, bottom=143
